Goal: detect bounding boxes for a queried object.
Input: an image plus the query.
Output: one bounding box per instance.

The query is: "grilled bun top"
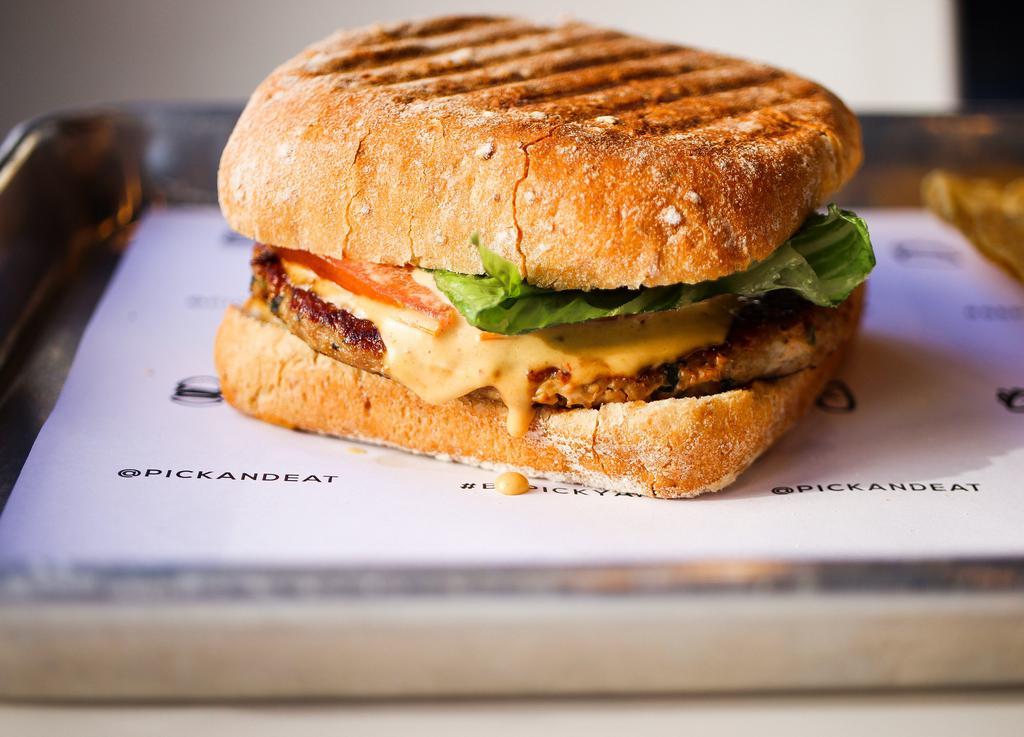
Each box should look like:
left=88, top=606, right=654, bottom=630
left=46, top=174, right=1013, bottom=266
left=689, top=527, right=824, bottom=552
left=219, top=15, right=862, bottom=290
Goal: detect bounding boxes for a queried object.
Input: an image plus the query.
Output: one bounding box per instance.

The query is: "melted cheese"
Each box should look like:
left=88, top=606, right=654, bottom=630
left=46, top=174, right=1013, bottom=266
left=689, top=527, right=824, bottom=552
left=281, top=260, right=734, bottom=437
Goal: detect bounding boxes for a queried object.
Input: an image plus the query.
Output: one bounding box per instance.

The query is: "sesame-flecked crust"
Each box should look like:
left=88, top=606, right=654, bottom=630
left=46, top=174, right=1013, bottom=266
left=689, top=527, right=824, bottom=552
left=218, top=15, right=862, bottom=290
left=214, top=297, right=860, bottom=498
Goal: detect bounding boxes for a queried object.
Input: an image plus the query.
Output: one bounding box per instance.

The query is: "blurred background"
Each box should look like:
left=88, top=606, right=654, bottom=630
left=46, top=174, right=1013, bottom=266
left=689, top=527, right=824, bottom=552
left=0, top=0, right=979, bottom=138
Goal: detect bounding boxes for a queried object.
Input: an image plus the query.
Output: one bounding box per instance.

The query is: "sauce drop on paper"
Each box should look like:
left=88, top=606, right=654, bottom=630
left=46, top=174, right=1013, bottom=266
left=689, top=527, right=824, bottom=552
left=496, top=472, right=531, bottom=496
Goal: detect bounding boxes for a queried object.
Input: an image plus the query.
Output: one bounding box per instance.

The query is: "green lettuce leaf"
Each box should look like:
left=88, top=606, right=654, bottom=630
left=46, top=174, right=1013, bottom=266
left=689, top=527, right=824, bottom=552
left=433, top=205, right=875, bottom=335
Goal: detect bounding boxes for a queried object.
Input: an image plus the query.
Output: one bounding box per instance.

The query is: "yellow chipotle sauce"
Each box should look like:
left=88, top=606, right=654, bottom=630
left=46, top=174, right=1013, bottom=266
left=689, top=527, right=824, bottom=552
left=496, top=472, right=531, bottom=496
left=280, top=259, right=734, bottom=437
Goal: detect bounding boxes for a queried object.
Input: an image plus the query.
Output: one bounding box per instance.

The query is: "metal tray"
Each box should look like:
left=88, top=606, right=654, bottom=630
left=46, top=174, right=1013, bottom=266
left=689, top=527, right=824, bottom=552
left=1, top=106, right=1023, bottom=700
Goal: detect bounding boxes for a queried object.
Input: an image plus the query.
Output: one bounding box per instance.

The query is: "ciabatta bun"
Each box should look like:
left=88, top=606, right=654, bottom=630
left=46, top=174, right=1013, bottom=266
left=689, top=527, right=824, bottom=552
left=218, top=16, right=861, bottom=290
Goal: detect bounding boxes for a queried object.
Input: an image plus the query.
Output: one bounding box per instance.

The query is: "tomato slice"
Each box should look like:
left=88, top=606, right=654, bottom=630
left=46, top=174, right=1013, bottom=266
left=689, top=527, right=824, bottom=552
left=273, top=246, right=455, bottom=330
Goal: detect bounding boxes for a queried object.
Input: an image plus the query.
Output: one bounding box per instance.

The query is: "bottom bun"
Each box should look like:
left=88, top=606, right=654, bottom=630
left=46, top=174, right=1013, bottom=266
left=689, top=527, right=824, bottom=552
left=214, top=294, right=861, bottom=499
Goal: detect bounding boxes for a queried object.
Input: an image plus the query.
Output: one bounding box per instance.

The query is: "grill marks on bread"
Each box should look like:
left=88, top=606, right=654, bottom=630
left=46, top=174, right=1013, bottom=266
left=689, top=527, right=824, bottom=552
left=299, top=17, right=546, bottom=75
left=291, top=16, right=823, bottom=136
left=322, top=26, right=631, bottom=90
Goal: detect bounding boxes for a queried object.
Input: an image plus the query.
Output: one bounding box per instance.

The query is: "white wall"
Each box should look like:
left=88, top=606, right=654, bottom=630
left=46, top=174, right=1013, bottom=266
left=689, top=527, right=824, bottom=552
left=0, top=0, right=957, bottom=138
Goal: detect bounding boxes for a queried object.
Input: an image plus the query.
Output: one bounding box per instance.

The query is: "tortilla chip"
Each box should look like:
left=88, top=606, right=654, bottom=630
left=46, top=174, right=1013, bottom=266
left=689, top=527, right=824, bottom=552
left=922, top=170, right=1024, bottom=285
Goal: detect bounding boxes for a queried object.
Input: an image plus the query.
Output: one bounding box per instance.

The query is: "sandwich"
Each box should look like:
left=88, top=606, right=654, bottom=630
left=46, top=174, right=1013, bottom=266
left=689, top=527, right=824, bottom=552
left=214, top=15, right=874, bottom=498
